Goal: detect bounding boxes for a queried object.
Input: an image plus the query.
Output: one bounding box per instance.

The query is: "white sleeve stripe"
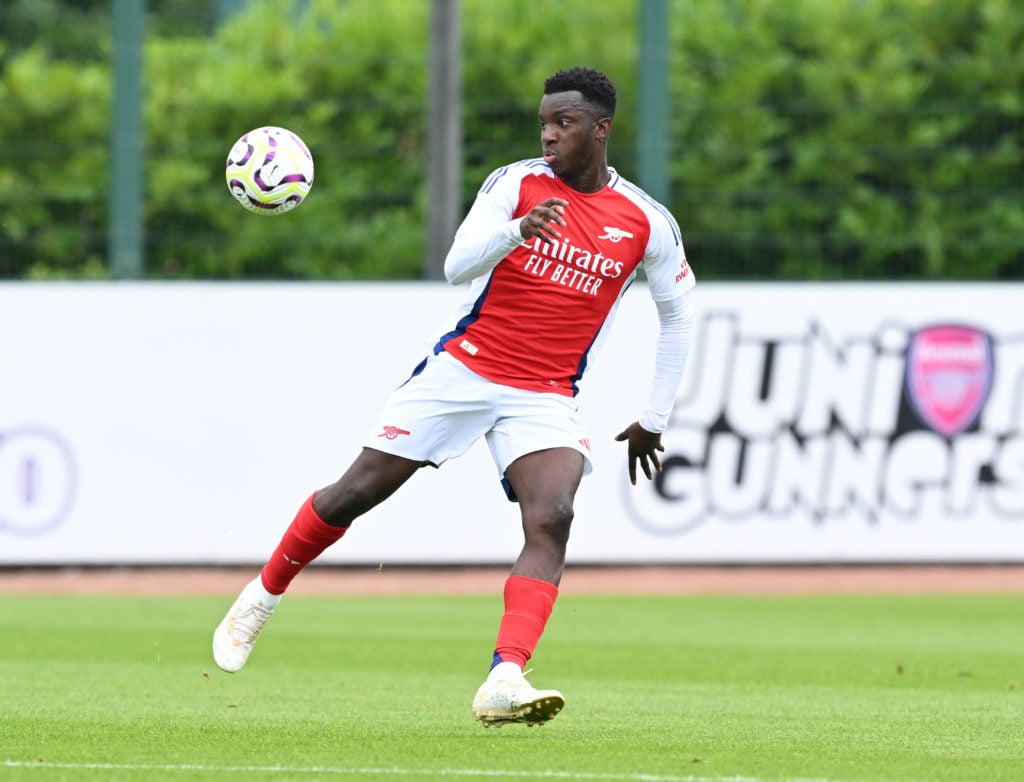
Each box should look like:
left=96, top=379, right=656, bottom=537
left=616, top=179, right=683, bottom=245
left=481, top=158, right=550, bottom=194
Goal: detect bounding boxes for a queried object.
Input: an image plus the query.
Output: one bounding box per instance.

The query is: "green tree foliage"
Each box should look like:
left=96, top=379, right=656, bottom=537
left=0, top=47, right=111, bottom=278
left=673, top=0, right=1024, bottom=280
left=0, top=0, right=1021, bottom=280
left=144, top=0, right=432, bottom=278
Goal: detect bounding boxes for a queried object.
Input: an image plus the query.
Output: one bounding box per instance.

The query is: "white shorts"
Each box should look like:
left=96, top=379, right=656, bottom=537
left=364, top=351, right=593, bottom=490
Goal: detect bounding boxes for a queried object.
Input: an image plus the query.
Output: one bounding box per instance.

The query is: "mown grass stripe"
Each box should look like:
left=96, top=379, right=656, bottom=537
left=0, top=760, right=847, bottom=782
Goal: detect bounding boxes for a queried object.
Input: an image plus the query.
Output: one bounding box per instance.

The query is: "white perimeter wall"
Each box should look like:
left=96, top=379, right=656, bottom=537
left=1, top=281, right=1022, bottom=565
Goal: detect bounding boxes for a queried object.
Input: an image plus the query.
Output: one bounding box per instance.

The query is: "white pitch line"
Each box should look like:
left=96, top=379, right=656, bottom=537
left=0, top=760, right=851, bottom=782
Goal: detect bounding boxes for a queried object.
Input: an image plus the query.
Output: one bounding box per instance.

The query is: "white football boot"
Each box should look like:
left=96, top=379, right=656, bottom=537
left=472, top=662, right=565, bottom=727
left=212, top=576, right=280, bottom=673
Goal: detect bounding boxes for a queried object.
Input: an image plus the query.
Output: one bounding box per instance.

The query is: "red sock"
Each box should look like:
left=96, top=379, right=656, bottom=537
left=492, top=575, right=559, bottom=669
left=259, top=493, right=347, bottom=595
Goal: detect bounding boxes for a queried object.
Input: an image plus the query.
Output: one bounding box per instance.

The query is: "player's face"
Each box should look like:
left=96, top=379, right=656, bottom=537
left=538, top=91, right=609, bottom=183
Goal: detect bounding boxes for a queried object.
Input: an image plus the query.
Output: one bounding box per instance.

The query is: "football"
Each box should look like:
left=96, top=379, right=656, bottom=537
left=225, top=126, right=314, bottom=215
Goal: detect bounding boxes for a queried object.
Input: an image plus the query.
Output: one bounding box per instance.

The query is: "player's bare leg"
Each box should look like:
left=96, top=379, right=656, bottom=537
left=472, top=448, right=583, bottom=727
left=506, top=447, right=583, bottom=585
left=213, top=449, right=421, bottom=673
left=312, top=448, right=424, bottom=526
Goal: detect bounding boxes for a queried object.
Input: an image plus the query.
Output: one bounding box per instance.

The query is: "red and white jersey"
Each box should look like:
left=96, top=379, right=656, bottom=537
left=437, top=159, right=694, bottom=397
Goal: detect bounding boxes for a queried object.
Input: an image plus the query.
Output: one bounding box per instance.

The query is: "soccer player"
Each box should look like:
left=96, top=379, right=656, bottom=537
left=213, top=66, right=696, bottom=727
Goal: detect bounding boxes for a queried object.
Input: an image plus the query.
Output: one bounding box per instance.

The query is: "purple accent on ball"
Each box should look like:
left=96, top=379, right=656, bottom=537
left=248, top=193, right=303, bottom=214
left=287, top=132, right=311, bottom=158
left=253, top=170, right=271, bottom=192
left=252, top=150, right=280, bottom=192
left=226, top=142, right=254, bottom=168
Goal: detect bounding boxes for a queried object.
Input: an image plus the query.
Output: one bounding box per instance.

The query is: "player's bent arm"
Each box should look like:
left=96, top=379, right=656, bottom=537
left=444, top=216, right=524, bottom=286
left=443, top=170, right=526, bottom=286
left=638, top=289, right=695, bottom=434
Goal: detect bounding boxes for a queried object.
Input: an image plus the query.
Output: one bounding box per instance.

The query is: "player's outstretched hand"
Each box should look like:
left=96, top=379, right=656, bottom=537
left=614, top=422, right=664, bottom=486
left=519, top=198, right=568, bottom=244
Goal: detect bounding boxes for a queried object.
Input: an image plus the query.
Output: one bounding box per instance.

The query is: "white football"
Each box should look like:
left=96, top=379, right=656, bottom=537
left=225, top=126, right=314, bottom=215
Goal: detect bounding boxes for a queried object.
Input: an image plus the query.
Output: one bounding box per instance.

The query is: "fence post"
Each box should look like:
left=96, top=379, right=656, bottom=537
left=425, top=0, right=462, bottom=280
left=109, top=0, right=145, bottom=279
left=637, top=0, right=670, bottom=205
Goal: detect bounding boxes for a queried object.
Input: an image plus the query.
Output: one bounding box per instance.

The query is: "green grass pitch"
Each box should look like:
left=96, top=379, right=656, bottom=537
left=1, top=589, right=1021, bottom=781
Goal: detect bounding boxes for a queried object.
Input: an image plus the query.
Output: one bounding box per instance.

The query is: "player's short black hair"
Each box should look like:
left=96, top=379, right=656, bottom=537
left=544, top=67, right=617, bottom=119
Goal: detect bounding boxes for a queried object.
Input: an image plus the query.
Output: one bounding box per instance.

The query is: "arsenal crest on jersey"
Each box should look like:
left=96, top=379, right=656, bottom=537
left=905, top=324, right=994, bottom=438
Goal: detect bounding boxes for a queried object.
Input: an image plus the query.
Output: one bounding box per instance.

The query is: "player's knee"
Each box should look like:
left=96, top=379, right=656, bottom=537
left=526, top=501, right=574, bottom=545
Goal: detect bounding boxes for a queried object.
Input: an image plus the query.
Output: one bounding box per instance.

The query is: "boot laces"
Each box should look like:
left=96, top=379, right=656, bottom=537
left=230, top=602, right=273, bottom=642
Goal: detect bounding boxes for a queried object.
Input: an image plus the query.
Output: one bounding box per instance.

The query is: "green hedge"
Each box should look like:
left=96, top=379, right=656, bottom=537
left=0, top=0, right=1021, bottom=280
left=672, top=0, right=1024, bottom=280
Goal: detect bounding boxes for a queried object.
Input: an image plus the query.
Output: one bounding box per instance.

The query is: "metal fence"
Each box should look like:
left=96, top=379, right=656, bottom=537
left=2, top=0, right=1021, bottom=281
